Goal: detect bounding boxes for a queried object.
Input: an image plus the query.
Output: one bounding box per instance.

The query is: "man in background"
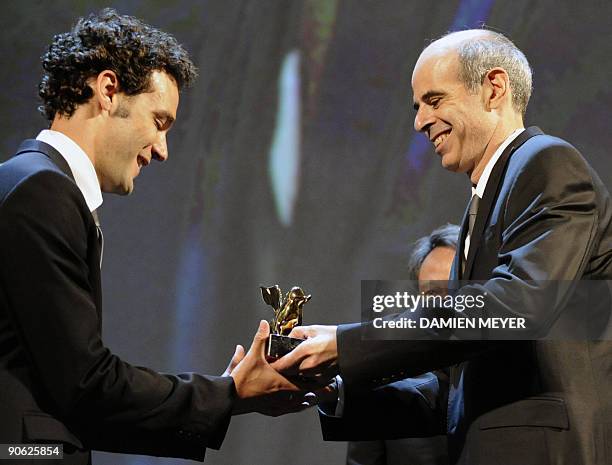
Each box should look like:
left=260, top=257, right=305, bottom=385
left=0, top=9, right=308, bottom=464
left=347, top=224, right=459, bottom=465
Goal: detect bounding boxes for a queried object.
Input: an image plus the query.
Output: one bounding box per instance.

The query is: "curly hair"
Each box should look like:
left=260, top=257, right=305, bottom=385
left=38, top=8, right=197, bottom=121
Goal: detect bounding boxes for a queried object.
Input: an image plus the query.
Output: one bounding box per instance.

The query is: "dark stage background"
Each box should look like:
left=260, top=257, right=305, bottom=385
left=1, top=1, right=611, bottom=464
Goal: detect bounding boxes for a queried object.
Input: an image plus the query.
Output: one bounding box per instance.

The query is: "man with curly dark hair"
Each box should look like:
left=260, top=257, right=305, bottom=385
left=0, top=9, right=310, bottom=464
left=36, top=8, right=198, bottom=196
left=38, top=8, right=198, bottom=123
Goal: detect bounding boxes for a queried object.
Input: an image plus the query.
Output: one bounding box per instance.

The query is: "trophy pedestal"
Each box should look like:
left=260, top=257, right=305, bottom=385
left=266, top=334, right=303, bottom=360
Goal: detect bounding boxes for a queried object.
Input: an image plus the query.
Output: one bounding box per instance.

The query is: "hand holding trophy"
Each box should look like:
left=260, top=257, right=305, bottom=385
left=226, top=320, right=317, bottom=416
left=261, top=285, right=338, bottom=403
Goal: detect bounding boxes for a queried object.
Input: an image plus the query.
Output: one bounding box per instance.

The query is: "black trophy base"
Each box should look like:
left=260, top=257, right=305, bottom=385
left=266, top=334, right=303, bottom=360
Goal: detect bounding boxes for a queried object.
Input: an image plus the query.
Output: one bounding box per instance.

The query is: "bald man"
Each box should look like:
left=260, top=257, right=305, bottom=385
left=275, top=30, right=612, bottom=465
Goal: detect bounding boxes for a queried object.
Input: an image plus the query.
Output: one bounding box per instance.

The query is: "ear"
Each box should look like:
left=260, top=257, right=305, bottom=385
left=482, top=67, right=510, bottom=111
left=92, top=70, right=120, bottom=114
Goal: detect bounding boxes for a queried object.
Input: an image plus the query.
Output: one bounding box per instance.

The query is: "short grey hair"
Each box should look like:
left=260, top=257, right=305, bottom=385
left=407, top=224, right=460, bottom=282
left=445, top=30, right=533, bottom=116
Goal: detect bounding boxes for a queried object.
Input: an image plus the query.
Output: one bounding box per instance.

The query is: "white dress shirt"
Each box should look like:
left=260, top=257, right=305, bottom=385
left=36, top=129, right=103, bottom=213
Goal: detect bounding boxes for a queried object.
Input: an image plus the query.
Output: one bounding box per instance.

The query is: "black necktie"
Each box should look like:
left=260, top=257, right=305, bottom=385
left=462, top=194, right=480, bottom=275
left=92, top=209, right=103, bottom=268
left=468, top=194, right=480, bottom=239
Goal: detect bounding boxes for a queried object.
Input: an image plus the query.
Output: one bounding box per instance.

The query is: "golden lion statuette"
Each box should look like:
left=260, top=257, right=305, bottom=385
left=260, top=285, right=312, bottom=360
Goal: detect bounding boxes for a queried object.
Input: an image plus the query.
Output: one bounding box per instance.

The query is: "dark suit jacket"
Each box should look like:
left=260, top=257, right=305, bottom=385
left=0, top=140, right=236, bottom=464
left=321, top=128, right=612, bottom=465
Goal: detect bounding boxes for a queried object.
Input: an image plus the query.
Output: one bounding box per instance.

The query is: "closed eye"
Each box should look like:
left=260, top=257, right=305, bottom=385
left=153, top=111, right=175, bottom=131
left=415, top=90, right=446, bottom=111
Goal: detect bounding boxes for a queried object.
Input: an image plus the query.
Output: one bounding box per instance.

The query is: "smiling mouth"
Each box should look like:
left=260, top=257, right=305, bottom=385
left=432, top=130, right=451, bottom=151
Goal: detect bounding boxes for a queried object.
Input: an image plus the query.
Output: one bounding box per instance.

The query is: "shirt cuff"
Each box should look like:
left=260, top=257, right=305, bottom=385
left=317, top=375, right=345, bottom=417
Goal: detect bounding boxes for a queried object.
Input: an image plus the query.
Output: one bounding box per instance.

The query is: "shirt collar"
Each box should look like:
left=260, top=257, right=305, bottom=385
left=471, top=128, right=524, bottom=199
left=36, top=129, right=103, bottom=212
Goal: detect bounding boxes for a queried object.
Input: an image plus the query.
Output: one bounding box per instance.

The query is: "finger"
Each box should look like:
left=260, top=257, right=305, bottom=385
left=286, top=396, right=317, bottom=411
left=269, top=343, right=307, bottom=373
left=297, top=361, right=340, bottom=382
left=302, top=391, right=319, bottom=407
left=266, top=392, right=317, bottom=416
left=230, top=344, right=245, bottom=368
left=289, top=392, right=318, bottom=410
left=222, top=344, right=245, bottom=376
left=290, top=377, right=330, bottom=391
left=247, top=320, right=270, bottom=357
left=298, top=356, right=327, bottom=374
left=311, top=385, right=338, bottom=404
left=287, top=325, right=313, bottom=339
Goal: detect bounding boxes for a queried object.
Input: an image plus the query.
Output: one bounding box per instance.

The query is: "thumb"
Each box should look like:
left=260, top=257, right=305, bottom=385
left=248, top=320, right=270, bottom=357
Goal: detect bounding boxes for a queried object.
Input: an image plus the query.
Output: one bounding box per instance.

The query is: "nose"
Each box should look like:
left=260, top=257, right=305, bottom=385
left=152, top=132, right=168, bottom=162
left=414, top=105, right=434, bottom=134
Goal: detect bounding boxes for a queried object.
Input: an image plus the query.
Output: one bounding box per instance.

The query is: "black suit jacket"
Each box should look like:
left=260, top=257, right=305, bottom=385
left=321, top=128, right=612, bottom=465
left=0, top=140, right=236, bottom=464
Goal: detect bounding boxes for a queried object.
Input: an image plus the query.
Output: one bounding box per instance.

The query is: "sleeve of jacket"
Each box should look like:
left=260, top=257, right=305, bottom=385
left=0, top=169, right=234, bottom=460
left=319, top=371, right=448, bottom=440
left=335, top=138, right=605, bottom=389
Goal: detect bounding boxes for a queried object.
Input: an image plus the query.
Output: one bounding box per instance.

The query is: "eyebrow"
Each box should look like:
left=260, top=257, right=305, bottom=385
left=413, top=90, right=446, bottom=111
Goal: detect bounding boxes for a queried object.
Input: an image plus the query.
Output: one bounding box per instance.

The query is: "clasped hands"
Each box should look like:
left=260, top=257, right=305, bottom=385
left=224, top=321, right=339, bottom=417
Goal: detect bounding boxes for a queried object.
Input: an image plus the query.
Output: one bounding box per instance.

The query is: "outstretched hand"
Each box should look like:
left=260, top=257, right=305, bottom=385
left=271, top=325, right=339, bottom=380
left=228, top=320, right=316, bottom=416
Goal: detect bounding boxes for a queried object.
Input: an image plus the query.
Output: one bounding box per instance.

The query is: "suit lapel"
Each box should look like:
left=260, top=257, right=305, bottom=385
left=463, top=126, right=544, bottom=278
left=451, top=204, right=470, bottom=281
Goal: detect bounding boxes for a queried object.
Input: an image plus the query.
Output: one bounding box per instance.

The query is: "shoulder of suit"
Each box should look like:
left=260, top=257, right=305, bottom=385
left=499, top=133, right=607, bottom=205
left=0, top=152, right=81, bottom=206
left=505, top=133, right=589, bottom=176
